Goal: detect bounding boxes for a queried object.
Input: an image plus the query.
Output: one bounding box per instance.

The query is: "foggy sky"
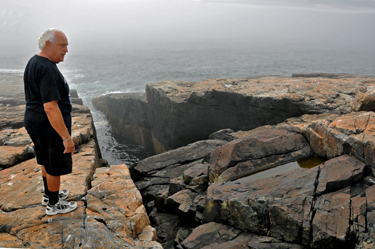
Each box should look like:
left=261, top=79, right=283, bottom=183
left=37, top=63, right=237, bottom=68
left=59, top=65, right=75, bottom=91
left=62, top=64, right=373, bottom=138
left=1, top=0, right=375, bottom=56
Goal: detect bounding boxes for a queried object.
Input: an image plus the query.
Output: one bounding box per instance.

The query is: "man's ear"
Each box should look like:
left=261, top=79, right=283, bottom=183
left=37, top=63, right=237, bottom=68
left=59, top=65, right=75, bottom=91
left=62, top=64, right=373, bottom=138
left=45, top=40, right=51, bottom=48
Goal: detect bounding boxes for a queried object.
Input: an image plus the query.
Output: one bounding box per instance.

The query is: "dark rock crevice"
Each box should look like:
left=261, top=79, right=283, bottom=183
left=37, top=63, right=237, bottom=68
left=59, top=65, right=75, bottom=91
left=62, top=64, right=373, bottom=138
left=309, top=164, right=322, bottom=247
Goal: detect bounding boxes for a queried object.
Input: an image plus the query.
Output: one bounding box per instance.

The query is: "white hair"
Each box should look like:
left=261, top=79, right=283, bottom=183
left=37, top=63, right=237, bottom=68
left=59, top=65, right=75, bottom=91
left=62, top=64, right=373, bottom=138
left=38, top=28, right=64, bottom=50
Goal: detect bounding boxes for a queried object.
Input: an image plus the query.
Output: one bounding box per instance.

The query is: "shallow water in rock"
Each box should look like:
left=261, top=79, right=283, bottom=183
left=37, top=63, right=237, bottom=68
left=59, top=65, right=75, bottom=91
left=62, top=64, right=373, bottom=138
left=233, top=156, right=325, bottom=184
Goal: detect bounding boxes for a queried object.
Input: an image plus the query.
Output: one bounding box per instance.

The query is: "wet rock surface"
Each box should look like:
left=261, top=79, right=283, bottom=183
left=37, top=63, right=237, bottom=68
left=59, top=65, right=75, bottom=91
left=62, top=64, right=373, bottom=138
left=208, top=126, right=314, bottom=183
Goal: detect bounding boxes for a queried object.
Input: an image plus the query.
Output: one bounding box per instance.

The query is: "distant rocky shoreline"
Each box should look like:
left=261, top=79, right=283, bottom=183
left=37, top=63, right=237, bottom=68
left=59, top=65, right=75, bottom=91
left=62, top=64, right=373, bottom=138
left=93, top=73, right=375, bottom=248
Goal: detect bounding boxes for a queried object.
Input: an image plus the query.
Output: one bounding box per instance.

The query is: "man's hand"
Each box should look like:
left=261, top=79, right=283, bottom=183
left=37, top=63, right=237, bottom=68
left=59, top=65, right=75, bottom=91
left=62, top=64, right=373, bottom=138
left=63, top=137, right=75, bottom=155
left=44, top=100, right=75, bottom=155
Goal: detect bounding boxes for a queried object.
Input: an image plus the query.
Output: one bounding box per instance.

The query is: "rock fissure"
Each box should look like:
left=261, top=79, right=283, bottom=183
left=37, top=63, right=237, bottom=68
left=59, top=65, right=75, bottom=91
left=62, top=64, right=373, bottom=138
left=94, top=217, right=108, bottom=228
left=349, top=198, right=354, bottom=227
left=60, top=220, right=65, bottom=248
left=365, top=195, right=369, bottom=234
left=363, top=114, right=371, bottom=133
left=309, top=164, right=322, bottom=245
left=82, top=195, right=88, bottom=230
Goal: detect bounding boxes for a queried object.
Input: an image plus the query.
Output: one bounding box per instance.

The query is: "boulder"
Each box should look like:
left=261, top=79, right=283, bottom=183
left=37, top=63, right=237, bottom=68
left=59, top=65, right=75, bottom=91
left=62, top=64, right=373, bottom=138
left=166, top=189, right=198, bottom=218
left=133, top=139, right=226, bottom=179
left=70, top=89, right=84, bottom=105
left=302, top=112, right=375, bottom=174
left=355, top=184, right=375, bottom=249
left=208, top=126, right=314, bottom=183
left=174, top=226, right=193, bottom=248
left=351, top=86, right=375, bottom=112
left=183, top=162, right=208, bottom=185
left=149, top=208, right=181, bottom=249
left=181, top=222, right=243, bottom=249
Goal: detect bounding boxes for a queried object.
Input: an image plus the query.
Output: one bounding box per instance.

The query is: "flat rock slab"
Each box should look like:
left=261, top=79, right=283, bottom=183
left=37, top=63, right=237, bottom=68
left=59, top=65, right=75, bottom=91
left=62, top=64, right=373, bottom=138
left=134, top=139, right=226, bottom=178
left=204, top=154, right=367, bottom=247
left=0, top=104, right=97, bottom=169
left=302, top=112, right=375, bottom=173
left=0, top=159, right=162, bottom=248
left=208, top=126, right=314, bottom=183
left=181, top=222, right=305, bottom=249
left=316, top=154, right=366, bottom=195
left=181, top=222, right=243, bottom=249
left=0, top=139, right=98, bottom=212
left=312, top=191, right=351, bottom=248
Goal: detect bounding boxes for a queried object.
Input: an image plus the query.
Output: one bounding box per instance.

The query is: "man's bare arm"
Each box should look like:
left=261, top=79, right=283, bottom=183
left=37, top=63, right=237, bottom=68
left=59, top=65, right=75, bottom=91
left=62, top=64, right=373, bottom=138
left=44, top=100, right=75, bottom=155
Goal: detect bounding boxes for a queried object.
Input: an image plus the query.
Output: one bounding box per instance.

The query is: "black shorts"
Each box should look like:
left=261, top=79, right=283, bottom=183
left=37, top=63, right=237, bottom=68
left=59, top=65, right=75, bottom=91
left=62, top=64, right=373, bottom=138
left=28, top=133, right=72, bottom=176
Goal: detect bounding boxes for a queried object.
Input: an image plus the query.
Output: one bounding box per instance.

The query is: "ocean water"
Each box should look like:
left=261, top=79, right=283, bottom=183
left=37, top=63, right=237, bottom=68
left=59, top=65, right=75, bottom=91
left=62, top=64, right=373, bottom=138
left=1, top=42, right=375, bottom=166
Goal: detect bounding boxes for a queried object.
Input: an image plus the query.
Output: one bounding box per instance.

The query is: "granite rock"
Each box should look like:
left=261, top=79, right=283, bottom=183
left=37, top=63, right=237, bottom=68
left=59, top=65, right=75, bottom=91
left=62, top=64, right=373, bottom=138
left=208, top=126, right=314, bottom=183
left=133, top=139, right=226, bottom=180
left=93, top=74, right=375, bottom=153
left=0, top=76, right=161, bottom=248
left=57, top=73, right=375, bottom=248
left=203, top=155, right=368, bottom=248
left=302, top=112, right=375, bottom=174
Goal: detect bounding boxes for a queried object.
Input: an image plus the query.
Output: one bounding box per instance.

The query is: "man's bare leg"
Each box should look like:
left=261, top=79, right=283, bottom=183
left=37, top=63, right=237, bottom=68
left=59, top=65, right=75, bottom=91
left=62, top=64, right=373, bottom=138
left=42, top=165, right=60, bottom=192
left=41, top=165, right=51, bottom=201
left=41, top=166, right=60, bottom=205
left=42, top=165, right=47, bottom=178
left=47, top=174, right=60, bottom=192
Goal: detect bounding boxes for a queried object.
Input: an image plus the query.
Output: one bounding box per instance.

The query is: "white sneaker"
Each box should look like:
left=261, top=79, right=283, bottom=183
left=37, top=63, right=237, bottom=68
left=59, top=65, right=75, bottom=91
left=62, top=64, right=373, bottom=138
left=41, top=189, right=69, bottom=206
left=45, top=199, right=78, bottom=216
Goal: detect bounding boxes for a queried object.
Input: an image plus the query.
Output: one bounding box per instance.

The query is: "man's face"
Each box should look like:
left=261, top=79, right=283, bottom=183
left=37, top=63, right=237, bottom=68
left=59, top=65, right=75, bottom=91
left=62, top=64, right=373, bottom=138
left=47, top=32, right=68, bottom=64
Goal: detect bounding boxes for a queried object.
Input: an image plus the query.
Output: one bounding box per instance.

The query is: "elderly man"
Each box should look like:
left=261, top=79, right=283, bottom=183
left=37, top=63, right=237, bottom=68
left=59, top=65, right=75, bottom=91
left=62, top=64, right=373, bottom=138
left=24, top=28, right=77, bottom=215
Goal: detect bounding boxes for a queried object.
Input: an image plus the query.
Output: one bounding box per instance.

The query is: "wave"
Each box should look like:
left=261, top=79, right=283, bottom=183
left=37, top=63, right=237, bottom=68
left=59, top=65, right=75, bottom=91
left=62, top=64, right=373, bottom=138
left=0, top=69, right=24, bottom=74
left=101, top=90, right=130, bottom=95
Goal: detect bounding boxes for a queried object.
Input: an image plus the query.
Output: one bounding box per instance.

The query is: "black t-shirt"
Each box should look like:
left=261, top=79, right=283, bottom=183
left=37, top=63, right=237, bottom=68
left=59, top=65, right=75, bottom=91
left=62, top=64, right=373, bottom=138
left=24, top=55, right=72, bottom=136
